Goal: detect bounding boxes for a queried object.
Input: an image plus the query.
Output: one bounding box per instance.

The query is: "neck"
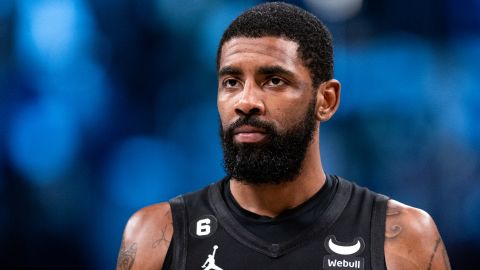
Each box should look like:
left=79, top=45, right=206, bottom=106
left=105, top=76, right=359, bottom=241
left=229, top=129, right=325, bottom=218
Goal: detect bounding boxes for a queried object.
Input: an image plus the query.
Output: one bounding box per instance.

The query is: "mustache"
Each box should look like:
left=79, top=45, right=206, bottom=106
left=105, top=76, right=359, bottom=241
left=224, top=117, right=277, bottom=136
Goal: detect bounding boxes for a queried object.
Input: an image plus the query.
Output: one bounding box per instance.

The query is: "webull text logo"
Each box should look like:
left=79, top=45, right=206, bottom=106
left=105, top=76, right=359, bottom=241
left=323, top=235, right=365, bottom=270
left=325, top=258, right=363, bottom=269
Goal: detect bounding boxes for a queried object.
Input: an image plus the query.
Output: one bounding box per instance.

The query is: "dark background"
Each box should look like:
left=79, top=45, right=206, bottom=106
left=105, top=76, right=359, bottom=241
left=0, top=0, right=479, bottom=269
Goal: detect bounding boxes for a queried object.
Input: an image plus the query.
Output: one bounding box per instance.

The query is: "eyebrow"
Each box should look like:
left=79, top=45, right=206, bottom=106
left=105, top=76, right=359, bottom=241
left=218, top=65, right=295, bottom=78
left=218, top=66, right=242, bottom=77
left=257, top=65, right=295, bottom=78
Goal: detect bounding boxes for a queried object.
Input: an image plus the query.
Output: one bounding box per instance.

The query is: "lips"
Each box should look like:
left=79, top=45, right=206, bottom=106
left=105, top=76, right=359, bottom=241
left=233, top=125, right=267, bottom=143
left=233, top=125, right=266, bottom=134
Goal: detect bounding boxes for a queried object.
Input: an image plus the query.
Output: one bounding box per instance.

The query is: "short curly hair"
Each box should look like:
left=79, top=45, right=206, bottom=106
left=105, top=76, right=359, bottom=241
left=216, top=2, right=333, bottom=88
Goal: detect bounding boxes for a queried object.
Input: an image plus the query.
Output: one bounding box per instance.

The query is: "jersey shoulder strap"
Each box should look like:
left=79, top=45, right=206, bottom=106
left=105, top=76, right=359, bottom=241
left=168, top=194, right=187, bottom=270
left=168, top=183, right=214, bottom=269
left=371, top=192, right=389, bottom=270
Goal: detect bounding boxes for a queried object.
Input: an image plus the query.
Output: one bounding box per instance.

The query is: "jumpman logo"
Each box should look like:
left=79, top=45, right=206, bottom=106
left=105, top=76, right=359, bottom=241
left=201, top=245, right=223, bottom=270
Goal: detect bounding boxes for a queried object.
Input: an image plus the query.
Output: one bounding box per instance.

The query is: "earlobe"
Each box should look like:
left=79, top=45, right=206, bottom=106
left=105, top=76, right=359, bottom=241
left=315, top=79, right=341, bottom=122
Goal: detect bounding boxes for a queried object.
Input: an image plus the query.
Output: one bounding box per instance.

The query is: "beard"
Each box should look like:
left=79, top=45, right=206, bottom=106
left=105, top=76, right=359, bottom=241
left=220, top=98, right=317, bottom=185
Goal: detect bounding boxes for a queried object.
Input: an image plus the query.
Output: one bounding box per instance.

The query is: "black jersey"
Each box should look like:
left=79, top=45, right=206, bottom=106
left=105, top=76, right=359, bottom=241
left=165, top=176, right=389, bottom=270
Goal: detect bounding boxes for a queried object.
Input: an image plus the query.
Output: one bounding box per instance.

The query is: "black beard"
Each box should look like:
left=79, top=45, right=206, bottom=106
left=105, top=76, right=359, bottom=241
left=220, top=98, right=317, bottom=185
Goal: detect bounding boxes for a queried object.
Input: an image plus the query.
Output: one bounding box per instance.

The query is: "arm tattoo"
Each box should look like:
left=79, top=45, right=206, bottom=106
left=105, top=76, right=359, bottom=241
left=442, top=244, right=452, bottom=270
left=427, top=238, right=441, bottom=270
left=428, top=237, right=452, bottom=270
left=152, top=223, right=171, bottom=248
left=152, top=210, right=173, bottom=248
left=427, top=237, right=451, bottom=270
left=385, top=204, right=402, bottom=239
left=117, top=239, right=138, bottom=270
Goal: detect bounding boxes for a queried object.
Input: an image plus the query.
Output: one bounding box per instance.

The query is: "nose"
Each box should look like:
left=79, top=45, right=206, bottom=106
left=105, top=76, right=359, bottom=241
left=234, top=81, right=265, bottom=116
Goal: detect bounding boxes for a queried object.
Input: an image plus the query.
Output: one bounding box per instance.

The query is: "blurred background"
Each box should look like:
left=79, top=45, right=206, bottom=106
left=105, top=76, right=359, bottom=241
left=0, top=0, right=479, bottom=268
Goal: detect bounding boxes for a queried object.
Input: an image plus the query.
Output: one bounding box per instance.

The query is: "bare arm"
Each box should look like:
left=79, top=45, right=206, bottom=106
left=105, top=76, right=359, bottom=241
left=116, top=202, right=173, bottom=270
left=384, top=200, right=451, bottom=270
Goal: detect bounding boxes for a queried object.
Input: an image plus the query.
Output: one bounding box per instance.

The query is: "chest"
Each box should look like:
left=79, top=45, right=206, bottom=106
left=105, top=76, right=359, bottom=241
left=169, top=179, right=387, bottom=270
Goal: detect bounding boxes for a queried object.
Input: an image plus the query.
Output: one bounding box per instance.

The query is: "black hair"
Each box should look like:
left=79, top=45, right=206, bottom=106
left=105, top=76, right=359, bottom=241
left=216, top=2, right=333, bottom=88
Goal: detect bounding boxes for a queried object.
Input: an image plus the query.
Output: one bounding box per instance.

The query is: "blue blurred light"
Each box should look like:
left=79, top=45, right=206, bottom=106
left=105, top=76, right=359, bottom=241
left=334, top=35, right=434, bottom=116
left=154, top=0, right=212, bottom=34
left=0, top=0, right=13, bottom=17
left=420, top=37, right=480, bottom=147
left=167, top=102, right=224, bottom=190
left=197, top=1, right=253, bottom=69
left=15, top=0, right=94, bottom=70
left=6, top=98, right=79, bottom=185
left=86, top=204, right=127, bottom=270
left=320, top=127, right=349, bottom=176
left=304, top=0, right=363, bottom=22
left=104, top=137, right=184, bottom=209
left=452, top=37, right=480, bottom=149
left=38, top=59, right=112, bottom=130
left=463, top=184, right=480, bottom=240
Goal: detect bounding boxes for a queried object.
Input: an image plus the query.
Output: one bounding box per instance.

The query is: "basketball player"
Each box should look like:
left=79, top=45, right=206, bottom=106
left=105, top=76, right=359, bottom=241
left=116, top=2, right=451, bottom=269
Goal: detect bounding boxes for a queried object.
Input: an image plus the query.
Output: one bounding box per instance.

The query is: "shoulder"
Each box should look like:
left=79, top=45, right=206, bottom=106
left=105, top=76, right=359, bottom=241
left=116, top=202, right=173, bottom=270
left=384, top=199, right=451, bottom=270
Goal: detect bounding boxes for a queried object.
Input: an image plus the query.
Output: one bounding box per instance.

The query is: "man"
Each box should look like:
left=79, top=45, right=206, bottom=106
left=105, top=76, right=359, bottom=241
left=117, top=2, right=451, bottom=269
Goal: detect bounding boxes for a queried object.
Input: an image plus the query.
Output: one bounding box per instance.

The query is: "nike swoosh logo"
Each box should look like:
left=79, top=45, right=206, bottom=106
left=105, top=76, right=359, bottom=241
left=327, top=238, right=361, bottom=255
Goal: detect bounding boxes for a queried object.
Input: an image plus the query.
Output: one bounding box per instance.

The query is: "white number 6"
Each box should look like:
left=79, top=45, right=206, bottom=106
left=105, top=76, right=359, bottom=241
left=196, top=218, right=211, bottom=236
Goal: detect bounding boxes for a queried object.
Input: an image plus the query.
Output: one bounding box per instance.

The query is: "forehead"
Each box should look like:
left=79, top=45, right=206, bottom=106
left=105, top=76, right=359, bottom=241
left=219, top=37, right=304, bottom=70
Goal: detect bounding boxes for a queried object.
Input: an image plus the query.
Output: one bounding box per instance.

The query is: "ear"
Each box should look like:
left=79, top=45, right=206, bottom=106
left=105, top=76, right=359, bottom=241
left=315, top=79, right=341, bottom=122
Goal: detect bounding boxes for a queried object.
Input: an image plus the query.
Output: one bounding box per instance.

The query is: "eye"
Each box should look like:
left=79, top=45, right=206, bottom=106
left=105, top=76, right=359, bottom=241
left=266, top=77, right=285, bottom=87
left=223, top=78, right=240, bottom=88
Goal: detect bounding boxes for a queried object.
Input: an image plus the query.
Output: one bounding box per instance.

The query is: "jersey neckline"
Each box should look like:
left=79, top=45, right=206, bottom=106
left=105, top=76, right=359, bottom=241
left=223, top=175, right=335, bottom=224
left=207, top=176, right=353, bottom=258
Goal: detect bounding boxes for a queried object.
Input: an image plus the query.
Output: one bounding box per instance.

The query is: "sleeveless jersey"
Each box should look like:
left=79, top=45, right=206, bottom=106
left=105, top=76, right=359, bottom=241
left=166, top=176, right=389, bottom=270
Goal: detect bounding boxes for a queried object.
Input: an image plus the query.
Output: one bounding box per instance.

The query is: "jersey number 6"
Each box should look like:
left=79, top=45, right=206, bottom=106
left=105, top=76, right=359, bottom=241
left=196, top=218, right=211, bottom=236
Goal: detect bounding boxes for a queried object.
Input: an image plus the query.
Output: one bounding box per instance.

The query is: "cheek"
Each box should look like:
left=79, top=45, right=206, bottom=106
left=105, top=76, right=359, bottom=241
left=217, top=95, right=233, bottom=128
left=267, top=97, right=309, bottom=126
